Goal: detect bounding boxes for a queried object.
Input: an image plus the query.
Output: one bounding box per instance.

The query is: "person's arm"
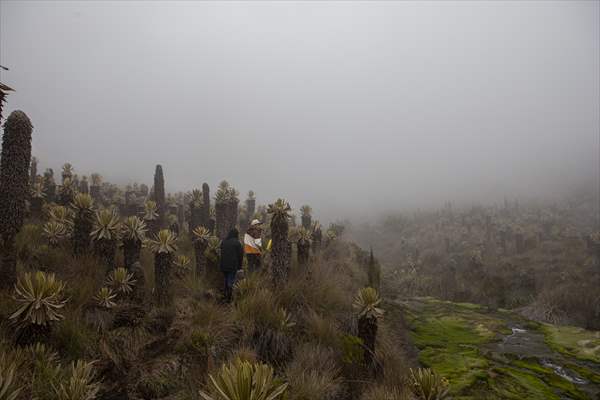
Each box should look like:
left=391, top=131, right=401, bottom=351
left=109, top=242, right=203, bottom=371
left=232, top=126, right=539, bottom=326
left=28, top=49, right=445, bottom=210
left=238, top=242, right=243, bottom=270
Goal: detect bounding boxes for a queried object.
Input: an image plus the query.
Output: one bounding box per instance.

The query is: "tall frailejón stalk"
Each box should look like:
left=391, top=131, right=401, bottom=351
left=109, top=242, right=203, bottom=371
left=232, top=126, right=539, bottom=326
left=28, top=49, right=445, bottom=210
left=154, top=164, right=166, bottom=229
left=148, top=229, right=177, bottom=305
left=0, top=110, right=33, bottom=289
left=268, top=199, right=292, bottom=284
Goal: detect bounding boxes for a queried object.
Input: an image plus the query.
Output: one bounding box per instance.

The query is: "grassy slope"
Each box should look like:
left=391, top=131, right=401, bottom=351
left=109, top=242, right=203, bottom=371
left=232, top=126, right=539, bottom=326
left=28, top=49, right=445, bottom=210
left=1, top=224, right=410, bottom=399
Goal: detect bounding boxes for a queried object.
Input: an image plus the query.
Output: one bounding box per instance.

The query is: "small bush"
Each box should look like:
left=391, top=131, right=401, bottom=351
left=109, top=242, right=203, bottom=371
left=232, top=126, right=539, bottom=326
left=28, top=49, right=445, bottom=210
left=54, top=360, right=100, bottom=400
left=200, top=358, right=288, bottom=400
left=11, top=271, right=68, bottom=327
left=15, top=223, right=44, bottom=265
left=50, top=316, right=98, bottom=361
left=285, top=343, right=343, bottom=400
left=409, top=368, right=449, bottom=400
left=302, top=310, right=342, bottom=350
left=341, top=335, right=364, bottom=365
left=0, top=351, right=21, bottom=400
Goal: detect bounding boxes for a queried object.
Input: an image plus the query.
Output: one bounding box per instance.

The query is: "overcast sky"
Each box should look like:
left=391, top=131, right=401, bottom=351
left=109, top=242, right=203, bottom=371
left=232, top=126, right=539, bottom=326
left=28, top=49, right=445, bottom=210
left=1, top=1, right=598, bottom=220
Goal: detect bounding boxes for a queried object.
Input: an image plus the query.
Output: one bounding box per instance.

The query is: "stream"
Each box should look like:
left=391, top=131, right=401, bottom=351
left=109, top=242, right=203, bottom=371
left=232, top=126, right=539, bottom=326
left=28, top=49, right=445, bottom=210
left=392, top=297, right=600, bottom=399
left=487, top=322, right=599, bottom=399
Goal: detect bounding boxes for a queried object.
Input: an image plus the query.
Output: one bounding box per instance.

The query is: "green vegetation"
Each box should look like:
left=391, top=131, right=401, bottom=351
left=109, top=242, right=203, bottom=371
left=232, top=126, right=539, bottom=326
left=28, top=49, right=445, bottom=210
left=0, top=102, right=596, bottom=399
left=400, top=298, right=598, bottom=399
left=200, top=358, right=288, bottom=400
left=542, top=324, right=600, bottom=363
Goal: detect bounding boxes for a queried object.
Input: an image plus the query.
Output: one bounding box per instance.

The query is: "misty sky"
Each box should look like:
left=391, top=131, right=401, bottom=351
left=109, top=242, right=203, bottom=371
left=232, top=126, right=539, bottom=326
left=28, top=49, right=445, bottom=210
left=1, top=1, right=598, bottom=220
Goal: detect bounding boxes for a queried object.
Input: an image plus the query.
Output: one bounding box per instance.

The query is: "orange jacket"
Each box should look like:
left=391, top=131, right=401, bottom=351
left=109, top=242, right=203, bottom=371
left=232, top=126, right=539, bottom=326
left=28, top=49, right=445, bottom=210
left=244, top=233, right=261, bottom=255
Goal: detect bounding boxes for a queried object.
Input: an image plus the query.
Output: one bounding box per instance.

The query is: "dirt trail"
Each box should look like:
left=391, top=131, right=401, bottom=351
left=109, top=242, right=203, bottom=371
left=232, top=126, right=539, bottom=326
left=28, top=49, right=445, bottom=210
left=381, top=290, right=420, bottom=368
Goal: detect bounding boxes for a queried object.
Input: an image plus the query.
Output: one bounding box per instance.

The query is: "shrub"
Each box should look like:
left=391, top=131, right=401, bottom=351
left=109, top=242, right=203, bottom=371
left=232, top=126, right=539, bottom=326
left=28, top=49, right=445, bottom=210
left=54, top=360, right=100, bottom=400
left=94, top=287, right=117, bottom=309
left=302, top=261, right=351, bottom=317
left=409, top=368, right=449, bottom=400
left=199, top=358, right=288, bottom=400
left=25, top=343, right=63, bottom=400
left=10, top=271, right=68, bottom=326
left=235, top=288, right=278, bottom=330
left=43, top=221, right=69, bottom=247
left=0, top=352, right=21, bottom=400
left=341, top=335, right=364, bottom=365
left=285, top=343, right=343, bottom=400
left=374, top=325, right=409, bottom=388
left=227, top=347, right=258, bottom=364
left=106, top=267, right=136, bottom=296
left=173, top=255, right=192, bottom=278
left=302, top=310, right=342, bottom=349
left=51, top=317, right=98, bottom=361
left=15, top=223, right=44, bottom=263
left=353, top=287, right=384, bottom=319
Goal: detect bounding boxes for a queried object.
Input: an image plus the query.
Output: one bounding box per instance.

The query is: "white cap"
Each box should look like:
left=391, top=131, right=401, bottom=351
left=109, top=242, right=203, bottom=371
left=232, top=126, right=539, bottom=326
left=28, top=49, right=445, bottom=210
left=250, top=219, right=262, bottom=226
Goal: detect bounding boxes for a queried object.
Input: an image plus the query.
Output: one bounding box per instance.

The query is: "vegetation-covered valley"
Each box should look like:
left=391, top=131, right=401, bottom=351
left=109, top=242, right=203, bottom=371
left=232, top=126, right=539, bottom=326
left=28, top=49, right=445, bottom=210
left=1, top=2, right=599, bottom=398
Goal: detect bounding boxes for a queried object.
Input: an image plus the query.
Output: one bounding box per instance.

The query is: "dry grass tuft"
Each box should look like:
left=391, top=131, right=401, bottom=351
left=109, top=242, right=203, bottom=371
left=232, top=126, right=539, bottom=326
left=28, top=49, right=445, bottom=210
left=285, top=343, right=344, bottom=400
left=360, top=384, right=412, bottom=400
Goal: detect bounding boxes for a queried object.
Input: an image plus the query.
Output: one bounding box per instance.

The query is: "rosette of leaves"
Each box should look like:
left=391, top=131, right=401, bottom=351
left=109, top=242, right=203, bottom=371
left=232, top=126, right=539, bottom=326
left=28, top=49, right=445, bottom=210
left=121, top=216, right=147, bottom=268
left=42, top=221, right=68, bottom=247
left=173, top=255, right=191, bottom=278
left=94, top=287, right=117, bottom=308
left=409, top=368, right=450, bottom=400
left=91, top=208, right=121, bottom=268
left=199, top=358, right=288, bottom=400
left=10, top=271, right=68, bottom=333
left=54, top=360, right=100, bottom=400
left=143, top=200, right=160, bottom=235
left=106, top=267, right=136, bottom=296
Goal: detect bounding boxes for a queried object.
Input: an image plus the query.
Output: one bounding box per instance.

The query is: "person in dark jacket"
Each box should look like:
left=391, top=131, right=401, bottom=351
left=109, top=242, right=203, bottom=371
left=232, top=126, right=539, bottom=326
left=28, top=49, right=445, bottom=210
left=220, top=228, right=243, bottom=303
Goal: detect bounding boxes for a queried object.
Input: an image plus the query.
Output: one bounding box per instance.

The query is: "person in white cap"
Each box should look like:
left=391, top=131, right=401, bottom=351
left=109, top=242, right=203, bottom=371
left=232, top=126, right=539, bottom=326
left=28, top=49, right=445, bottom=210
left=244, top=219, right=263, bottom=272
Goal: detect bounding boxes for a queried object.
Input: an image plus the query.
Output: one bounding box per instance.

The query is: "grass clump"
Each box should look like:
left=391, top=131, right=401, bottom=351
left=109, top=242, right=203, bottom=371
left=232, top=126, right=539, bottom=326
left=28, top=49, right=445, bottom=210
left=285, top=343, right=343, bottom=400
left=542, top=324, right=600, bottom=363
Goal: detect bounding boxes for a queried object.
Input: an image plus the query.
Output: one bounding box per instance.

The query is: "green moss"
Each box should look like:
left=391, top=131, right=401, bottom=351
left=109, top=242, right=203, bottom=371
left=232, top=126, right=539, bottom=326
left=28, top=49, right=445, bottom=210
left=419, top=347, right=488, bottom=393
left=511, top=358, right=588, bottom=399
left=566, top=363, right=600, bottom=384
left=488, top=366, right=561, bottom=400
left=542, top=324, right=600, bottom=363
left=401, top=298, right=598, bottom=399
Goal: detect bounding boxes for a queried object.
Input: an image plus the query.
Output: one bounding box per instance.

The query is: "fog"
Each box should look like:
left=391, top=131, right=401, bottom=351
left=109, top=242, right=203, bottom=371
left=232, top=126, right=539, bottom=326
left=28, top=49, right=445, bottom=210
left=1, top=1, right=598, bottom=220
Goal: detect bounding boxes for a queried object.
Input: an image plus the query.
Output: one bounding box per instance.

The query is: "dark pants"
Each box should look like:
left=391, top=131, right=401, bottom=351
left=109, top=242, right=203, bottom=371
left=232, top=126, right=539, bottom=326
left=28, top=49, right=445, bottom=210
left=247, top=253, right=261, bottom=273
left=223, top=270, right=237, bottom=302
